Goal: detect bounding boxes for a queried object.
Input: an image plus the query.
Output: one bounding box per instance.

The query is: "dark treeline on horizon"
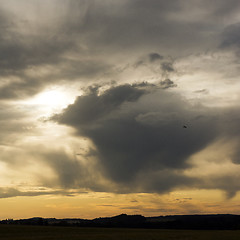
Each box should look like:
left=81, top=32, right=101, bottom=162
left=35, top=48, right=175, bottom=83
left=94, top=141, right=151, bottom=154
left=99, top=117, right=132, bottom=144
left=1, top=214, right=240, bottom=230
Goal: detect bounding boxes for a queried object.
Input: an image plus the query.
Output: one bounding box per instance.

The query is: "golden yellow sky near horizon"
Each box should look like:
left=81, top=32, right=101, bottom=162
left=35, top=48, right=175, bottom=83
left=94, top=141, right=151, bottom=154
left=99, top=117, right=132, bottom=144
left=1, top=190, right=240, bottom=220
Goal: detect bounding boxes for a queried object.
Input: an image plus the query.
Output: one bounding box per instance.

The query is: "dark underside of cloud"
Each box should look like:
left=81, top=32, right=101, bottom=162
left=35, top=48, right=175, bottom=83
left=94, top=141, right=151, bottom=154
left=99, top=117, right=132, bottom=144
left=50, top=82, right=240, bottom=196
left=0, top=187, right=87, bottom=199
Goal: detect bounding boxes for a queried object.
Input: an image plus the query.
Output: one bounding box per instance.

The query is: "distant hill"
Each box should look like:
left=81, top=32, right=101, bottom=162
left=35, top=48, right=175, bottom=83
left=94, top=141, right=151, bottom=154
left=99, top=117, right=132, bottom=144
left=1, top=214, right=240, bottom=230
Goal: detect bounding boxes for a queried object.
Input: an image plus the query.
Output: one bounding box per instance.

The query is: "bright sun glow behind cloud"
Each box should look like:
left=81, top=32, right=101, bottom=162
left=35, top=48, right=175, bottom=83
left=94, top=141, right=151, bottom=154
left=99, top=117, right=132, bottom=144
left=33, top=89, right=68, bottom=107
left=23, top=88, right=77, bottom=115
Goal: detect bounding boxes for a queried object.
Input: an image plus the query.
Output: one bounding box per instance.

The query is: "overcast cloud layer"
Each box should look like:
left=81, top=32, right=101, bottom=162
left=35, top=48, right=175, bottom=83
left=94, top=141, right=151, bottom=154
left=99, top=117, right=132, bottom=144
left=0, top=0, right=240, bottom=200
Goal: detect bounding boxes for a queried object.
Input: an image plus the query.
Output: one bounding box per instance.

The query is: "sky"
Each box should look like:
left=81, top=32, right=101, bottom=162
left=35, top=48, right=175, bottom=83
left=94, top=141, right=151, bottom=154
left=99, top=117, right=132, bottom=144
left=1, top=0, right=240, bottom=220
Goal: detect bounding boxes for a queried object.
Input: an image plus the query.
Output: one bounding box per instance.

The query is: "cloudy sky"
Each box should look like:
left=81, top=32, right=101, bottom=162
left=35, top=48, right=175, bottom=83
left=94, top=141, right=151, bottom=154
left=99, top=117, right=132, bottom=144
left=1, top=0, right=240, bottom=219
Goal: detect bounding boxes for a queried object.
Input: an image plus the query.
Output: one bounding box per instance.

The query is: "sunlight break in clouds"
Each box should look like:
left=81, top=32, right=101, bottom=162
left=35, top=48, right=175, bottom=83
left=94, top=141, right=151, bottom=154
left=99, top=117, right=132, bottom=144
left=24, top=88, right=76, bottom=115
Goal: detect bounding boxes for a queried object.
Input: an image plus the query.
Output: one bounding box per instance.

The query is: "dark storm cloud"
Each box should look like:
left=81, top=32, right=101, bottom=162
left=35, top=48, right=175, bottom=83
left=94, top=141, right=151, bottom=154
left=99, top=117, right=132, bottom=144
left=51, top=82, right=240, bottom=196
left=199, top=174, right=240, bottom=199
left=161, top=62, right=174, bottom=73
left=159, top=79, right=176, bottom=89
left=33, top=147, right=110, bottom=192
left=0, top=0, right=238, bottom=100
left=52, top=84, right=147, bottom=127
left=220, top=23, right=240, bottom=49
left=133, top=53, right=176, bottom=80
left=211, top=0, right=240, bottom=18
left=52, top=83, right=221, bottom=193
left=40, top=151, right=81, bottom=188
left=134, top=169, right=198, bottom=194
left=149, top=53, right=164, bottom=62
left=76, top=1, right=198, bottom=52
left=148, top=53, right=175, bottom=74
left=62, top=0, right=229, bottom=56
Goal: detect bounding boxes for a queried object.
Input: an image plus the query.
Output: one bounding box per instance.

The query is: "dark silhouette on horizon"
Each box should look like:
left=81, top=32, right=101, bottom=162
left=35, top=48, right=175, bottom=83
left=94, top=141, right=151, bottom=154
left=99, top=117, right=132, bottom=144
left=2, top=214, right=240, bottom=230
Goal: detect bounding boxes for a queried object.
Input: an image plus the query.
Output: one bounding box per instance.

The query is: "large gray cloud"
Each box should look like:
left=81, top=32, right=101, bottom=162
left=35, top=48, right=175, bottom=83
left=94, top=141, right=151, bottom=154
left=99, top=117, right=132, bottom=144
left=53, top=84, right=147, bottom=127
left=0, top=0, right=239, bottom=100
left=62, top=0, right=220, bottom=55
left=52, top=83, right=226, bottom=193
left=220, top=22, right=240, bottom=53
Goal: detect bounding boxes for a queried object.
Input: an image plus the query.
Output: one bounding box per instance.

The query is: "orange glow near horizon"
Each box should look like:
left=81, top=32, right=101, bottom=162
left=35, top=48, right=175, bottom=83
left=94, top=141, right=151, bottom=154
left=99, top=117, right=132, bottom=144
left=1, top=190, right=240, bottom=220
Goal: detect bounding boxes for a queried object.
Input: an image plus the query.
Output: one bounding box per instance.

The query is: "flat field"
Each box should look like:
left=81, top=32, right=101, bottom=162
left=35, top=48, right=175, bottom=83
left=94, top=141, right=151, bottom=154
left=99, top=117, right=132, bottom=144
left=0, top=225, right=240, bottom=240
